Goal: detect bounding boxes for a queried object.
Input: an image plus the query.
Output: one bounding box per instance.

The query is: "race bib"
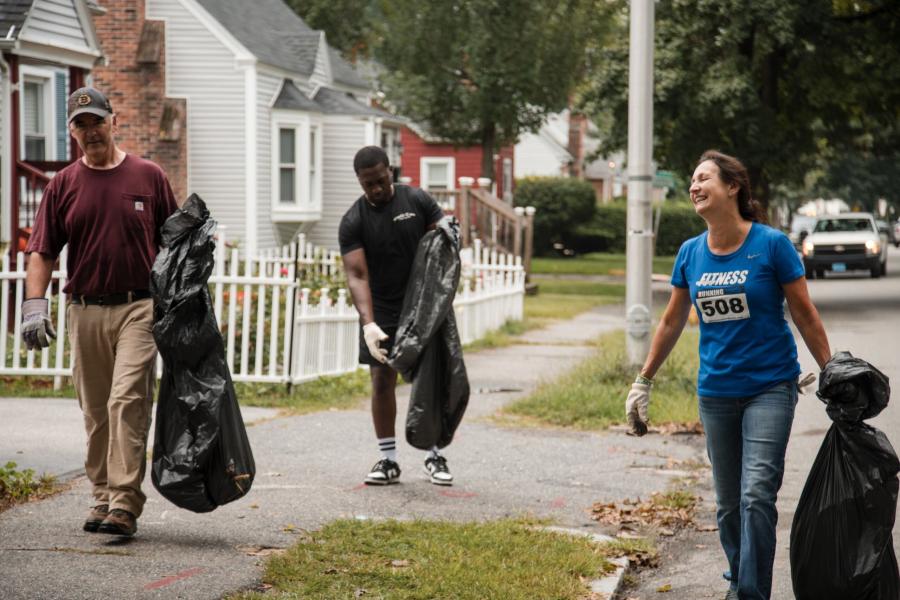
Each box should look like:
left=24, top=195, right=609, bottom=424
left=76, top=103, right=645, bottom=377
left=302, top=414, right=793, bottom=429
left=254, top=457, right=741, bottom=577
left=696, top=292, right=750, bottom=323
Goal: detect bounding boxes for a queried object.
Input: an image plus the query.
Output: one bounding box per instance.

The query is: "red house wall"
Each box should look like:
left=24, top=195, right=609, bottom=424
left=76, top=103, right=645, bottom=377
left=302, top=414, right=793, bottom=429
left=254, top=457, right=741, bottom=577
left=400, top=126, right=514, bottom=198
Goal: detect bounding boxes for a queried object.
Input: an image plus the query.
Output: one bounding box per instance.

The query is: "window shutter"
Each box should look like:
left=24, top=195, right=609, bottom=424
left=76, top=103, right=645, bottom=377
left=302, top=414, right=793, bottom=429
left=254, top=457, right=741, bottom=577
left=55, top=72, right=68, bottom=160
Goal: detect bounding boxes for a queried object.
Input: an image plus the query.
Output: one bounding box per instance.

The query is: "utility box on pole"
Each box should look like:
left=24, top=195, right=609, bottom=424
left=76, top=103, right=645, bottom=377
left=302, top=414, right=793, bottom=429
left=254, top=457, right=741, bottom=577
left=625, top=0, right=655, bottom=366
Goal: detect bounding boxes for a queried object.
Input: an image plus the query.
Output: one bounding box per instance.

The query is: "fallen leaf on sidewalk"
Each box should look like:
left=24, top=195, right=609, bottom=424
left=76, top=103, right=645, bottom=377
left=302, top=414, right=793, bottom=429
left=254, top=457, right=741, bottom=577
left=658, top=528, right=675, bottom=537
left=591, top=491, right=698, bottom=530
left=695, top=524, right=719, bottom=532
left=657, top=583, right=672, bottom=592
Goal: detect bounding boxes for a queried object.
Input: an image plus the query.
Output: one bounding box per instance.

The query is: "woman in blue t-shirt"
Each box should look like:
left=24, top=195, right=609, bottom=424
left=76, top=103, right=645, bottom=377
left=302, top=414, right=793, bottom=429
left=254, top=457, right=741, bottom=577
left=625, top=150, right=831, bottom=600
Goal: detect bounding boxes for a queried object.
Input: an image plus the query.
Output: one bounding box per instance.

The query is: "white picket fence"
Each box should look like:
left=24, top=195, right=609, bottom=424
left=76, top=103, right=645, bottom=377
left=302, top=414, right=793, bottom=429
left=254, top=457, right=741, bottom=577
left=0, top=230, right=524, bottom=385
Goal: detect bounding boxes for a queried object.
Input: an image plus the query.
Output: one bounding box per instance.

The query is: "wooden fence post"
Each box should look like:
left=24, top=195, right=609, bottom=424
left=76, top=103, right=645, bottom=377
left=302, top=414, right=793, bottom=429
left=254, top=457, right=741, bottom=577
left=523, top=206, right=536, bottom=282
left=458, top=177, right=474, bottom=248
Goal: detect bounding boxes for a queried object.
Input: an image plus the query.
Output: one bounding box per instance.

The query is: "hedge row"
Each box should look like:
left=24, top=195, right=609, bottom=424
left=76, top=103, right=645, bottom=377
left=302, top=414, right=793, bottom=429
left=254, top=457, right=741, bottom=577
left=514, top=177, right=707, bottom=256
left=513, top=177, right=596, bottom=256
left=568, top=202, right=707, bottom=256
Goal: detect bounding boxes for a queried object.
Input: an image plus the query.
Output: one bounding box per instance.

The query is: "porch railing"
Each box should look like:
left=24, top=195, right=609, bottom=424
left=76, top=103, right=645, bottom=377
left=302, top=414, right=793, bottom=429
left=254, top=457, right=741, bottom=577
left=12, top=160, right=69, bottom=254
left=430, top=178, right=536, bottom=278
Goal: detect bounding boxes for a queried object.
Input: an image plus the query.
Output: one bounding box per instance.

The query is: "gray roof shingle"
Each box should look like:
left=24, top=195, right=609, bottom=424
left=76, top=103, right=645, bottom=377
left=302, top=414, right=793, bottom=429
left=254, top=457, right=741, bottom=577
left=273, top=80, right=322, bottom=112
left=195, top=0, right=369, bottom=90
left=313, top=86, right=391, bottom=117
left=0, top=0, right=33, bottom=43
left=327, top=47, right=368, bottom=89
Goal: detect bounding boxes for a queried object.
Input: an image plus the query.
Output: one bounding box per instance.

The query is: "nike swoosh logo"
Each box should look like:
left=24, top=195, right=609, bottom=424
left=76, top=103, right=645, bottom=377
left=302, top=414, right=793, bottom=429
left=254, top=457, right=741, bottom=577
left=747, top=253, right=761, bottom=260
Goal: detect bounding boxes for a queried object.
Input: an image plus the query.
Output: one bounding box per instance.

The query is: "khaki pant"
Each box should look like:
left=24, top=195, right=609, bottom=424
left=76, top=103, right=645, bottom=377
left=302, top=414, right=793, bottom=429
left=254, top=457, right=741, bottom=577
left=67, top=298, right=157, bottom=517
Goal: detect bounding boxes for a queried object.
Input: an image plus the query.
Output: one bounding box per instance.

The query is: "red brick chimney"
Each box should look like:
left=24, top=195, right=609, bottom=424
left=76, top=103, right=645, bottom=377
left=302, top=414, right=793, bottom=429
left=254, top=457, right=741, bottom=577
left=90, top=0, right=188, bottom=202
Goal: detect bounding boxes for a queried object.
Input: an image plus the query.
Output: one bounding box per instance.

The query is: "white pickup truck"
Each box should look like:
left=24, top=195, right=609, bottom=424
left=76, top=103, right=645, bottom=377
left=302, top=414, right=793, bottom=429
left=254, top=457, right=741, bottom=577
left=801, top=213, right=888, bottom=279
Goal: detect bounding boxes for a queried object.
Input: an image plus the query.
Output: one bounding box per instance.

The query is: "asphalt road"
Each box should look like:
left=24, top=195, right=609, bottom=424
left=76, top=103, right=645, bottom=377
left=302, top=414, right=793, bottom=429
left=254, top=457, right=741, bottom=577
left=629, top=245, right=900, bottom=599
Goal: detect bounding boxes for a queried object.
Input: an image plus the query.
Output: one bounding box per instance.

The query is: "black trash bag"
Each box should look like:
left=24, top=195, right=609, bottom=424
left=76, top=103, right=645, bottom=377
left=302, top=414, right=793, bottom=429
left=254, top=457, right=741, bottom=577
left=389, top=217, right=469, bottom=450
left=790, top=351, right=899, bottom=600
left=150, top=194, right=255, bottom=513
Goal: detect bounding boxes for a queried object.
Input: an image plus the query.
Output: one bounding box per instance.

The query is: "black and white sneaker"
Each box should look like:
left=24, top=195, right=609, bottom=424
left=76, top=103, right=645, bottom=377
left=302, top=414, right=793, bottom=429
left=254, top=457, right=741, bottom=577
left=424, top=455, right=453, bottom=486
left=364, top=458, right=401, bottom=485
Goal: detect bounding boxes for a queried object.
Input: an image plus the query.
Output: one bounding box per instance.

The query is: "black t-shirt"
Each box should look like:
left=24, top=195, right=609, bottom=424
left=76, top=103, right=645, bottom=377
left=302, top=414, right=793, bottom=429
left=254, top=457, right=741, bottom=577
left=339, top=184, right=444, bottom=326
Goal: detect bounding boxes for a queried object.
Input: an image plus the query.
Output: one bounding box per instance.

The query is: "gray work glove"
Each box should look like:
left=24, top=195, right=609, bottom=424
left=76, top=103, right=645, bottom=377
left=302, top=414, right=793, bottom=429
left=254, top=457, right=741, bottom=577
left=798, top=372, right=816, bottom=395
left=625, top=382, right=651, bottom=436
left=22, top=298, right=56, bottom=350
left=362, top=322, right=389, bottom=364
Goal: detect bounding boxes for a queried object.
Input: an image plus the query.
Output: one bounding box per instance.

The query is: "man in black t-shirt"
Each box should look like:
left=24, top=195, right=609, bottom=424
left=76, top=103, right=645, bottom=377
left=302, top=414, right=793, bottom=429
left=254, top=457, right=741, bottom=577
left=339, top=146, right=453, bottom=486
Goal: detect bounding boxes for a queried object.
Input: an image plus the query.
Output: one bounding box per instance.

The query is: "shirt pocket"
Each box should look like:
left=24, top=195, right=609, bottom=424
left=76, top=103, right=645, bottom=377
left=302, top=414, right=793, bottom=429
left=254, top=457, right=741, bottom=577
left=121, top=193, right=154, bottom=234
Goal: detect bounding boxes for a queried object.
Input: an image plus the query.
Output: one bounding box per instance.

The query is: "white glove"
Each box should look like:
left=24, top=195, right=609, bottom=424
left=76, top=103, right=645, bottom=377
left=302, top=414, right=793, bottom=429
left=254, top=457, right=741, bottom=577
left=363, top=322, right=389, bottom=364
left=625, top=382, right=651, bottom=436
left=798, top=372, right=816, bottom=395
left=22, top=298, right=56, bottom=350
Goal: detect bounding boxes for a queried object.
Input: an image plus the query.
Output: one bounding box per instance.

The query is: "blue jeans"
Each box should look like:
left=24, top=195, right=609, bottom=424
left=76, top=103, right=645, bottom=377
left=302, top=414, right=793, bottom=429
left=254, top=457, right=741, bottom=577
left=699, top=381, right=797, bottom=600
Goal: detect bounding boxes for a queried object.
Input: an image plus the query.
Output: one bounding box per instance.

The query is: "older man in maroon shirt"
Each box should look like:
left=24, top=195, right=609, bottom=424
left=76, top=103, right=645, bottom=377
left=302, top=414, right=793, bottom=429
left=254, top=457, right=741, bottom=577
left=23, top=87, right=179, bottom=537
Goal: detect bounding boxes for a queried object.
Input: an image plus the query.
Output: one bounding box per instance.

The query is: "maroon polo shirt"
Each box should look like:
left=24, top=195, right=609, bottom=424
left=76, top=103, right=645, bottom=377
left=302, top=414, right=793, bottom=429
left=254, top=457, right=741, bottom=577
left=26, top=154, right=179, bottom=296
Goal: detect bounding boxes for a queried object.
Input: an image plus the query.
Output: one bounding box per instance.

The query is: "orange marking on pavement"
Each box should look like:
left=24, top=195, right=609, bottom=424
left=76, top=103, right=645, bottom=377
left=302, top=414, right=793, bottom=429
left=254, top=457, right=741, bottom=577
left=144, top=567, right=204, bottom=590
left=550, top=496, right=567, bottom=508
left=349, top=483, right=367, bottom=491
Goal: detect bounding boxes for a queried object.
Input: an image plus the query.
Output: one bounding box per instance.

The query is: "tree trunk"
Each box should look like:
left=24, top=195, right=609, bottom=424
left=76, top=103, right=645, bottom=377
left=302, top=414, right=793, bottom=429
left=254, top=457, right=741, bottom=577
left=480, top=122, right=496, bottom=182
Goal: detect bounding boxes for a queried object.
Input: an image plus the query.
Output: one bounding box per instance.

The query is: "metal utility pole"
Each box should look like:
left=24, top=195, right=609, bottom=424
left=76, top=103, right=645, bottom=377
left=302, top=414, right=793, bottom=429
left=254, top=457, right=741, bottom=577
left=625, top=0, right=655, bottom=366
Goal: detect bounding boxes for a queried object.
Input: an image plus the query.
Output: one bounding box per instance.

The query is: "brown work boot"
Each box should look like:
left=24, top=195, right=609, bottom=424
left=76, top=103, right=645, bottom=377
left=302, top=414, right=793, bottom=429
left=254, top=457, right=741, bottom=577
left=97, top=509, right=137, bottom=536
left=82, top=504, right=109, bottom=533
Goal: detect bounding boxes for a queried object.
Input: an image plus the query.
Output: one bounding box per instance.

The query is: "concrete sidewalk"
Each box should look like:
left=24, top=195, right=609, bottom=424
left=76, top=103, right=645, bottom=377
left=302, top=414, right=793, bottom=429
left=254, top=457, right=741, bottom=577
left=0, top=304, right=704, bottom=600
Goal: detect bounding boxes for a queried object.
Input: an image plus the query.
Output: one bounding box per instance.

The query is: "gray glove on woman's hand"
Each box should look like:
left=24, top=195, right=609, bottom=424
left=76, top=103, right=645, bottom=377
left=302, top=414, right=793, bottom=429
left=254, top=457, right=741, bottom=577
left=625, top=382, right=651, bottom=436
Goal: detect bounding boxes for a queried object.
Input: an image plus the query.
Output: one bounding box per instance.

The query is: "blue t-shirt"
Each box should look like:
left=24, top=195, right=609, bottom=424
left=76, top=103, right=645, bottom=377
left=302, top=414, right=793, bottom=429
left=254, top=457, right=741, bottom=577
left=671, top=222, right=805, bottom=398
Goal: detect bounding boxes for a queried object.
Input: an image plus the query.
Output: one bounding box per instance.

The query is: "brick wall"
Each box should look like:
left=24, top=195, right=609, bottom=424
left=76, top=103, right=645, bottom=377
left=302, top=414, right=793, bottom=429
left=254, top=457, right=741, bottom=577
left=91, top=0, right=188, bottom=202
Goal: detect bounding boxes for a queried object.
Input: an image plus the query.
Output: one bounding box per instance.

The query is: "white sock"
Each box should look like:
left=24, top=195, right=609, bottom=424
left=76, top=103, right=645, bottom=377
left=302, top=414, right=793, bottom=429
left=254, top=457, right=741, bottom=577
left=428, top=446, right=442, bottom=460
left=378, top=437, right=397, bottom=462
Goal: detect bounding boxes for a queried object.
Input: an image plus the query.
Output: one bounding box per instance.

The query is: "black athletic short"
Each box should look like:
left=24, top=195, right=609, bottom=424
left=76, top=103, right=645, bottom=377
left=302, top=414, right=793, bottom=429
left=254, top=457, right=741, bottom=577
left=359, top=325, right=398, bottom=366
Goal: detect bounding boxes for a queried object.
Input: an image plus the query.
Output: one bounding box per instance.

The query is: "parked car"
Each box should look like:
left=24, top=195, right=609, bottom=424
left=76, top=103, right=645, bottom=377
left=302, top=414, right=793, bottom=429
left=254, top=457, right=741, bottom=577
left=802, top=213, right=887, bottom=279
left=875, top=219, right=900, bottom=247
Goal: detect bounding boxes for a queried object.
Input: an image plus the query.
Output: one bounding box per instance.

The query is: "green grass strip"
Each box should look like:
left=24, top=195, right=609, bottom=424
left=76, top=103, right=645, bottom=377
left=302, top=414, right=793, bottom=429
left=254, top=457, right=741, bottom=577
left=233, top=519, right=613, bottom=600
left=531, top=254, right=676, bottom=276
left=505, top=329, right=700, bottom=429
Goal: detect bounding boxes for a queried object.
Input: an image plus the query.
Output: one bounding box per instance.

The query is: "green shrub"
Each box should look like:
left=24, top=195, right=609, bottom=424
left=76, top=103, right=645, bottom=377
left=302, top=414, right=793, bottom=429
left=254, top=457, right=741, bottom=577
left=570, top=201, right=707, bottom=255
left=514, top=177, right=596, bottom=256
left=0, top=461, right=55, bottom=505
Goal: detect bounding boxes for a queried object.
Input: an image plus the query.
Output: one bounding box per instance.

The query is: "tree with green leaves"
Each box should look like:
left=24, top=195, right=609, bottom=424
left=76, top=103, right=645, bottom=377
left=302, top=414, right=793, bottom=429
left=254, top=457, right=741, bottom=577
left=582, top=0, right=900, bottom=209
left=375, top=0, right=609, bottom=180
left=285, top=0, right=381, bottom=61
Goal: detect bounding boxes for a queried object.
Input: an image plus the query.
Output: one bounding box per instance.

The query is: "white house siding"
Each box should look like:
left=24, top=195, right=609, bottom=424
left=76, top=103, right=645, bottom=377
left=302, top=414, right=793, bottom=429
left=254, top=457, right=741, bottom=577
left=255, top=70, right=281, bottom=249
left=19, top=0, right=92, bottom=52
left=147, top=0, right=248, bottom=247
left=514, top=132, right=568, bottom=179
left=305, top=115, right=367, bottom=249
left=308, top=35, right=331, bottom=91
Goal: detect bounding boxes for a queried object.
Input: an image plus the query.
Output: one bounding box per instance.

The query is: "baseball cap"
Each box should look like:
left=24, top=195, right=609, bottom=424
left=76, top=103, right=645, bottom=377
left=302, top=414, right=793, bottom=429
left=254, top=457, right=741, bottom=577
left=67, top=87, right=113, bottom=124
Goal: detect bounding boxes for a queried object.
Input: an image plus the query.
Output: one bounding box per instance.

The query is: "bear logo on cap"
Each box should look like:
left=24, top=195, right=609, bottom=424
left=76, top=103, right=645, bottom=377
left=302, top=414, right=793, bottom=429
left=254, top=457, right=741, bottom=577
left=77, top=94, right=92, bottom=106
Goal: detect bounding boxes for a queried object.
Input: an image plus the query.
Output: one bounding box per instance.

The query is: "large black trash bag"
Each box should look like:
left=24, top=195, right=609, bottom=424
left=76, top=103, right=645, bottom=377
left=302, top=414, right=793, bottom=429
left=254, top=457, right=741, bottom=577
left=389, top=217, right=469, bottom=450
left=790, top=351, right=899, bottom=599
left=150, top=194, right=255, bottom=512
